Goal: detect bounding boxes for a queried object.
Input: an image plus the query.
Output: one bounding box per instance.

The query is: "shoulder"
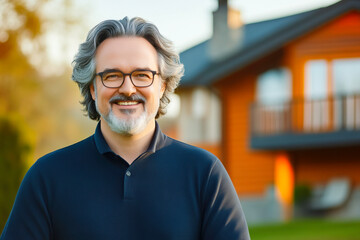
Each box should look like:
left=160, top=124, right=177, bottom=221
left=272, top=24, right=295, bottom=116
left=162, top=137, right=220, bottom=168
left=168, top=137, right=217, bottom=157
left=165, top=138, right=231, bottom=180
left=31, top=135, right=95, bottom=173
left=14, top=135, right=96, bottom=205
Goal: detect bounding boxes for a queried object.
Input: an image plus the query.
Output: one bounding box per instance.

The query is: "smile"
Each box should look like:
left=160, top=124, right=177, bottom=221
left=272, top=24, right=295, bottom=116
left=116, top=101, right=140, bottom=106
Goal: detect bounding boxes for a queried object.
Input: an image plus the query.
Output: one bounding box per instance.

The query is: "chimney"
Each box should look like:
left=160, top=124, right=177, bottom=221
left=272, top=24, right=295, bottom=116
left=209, top=0, right=243, bottom=61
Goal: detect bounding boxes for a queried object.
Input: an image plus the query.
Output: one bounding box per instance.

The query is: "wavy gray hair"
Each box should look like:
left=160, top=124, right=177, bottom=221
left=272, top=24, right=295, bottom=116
left=72, top=17, right=184, bottom=120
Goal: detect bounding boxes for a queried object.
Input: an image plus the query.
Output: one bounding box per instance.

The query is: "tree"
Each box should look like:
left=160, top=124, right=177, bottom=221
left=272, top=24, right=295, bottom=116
left=0, top=0, right=94, bottom=231
left=0, top=115, right=35, bottom=230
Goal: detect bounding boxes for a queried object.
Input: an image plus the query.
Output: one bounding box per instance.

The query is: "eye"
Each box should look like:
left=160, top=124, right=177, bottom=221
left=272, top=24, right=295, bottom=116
left=132, top=71, right=152, bottom=79
left=103, top=72, right=122, bottom=81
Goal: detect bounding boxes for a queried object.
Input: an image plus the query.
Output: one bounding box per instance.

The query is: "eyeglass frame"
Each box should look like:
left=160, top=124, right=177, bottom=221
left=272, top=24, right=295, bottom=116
left=95, top=69, right=160, bottom=88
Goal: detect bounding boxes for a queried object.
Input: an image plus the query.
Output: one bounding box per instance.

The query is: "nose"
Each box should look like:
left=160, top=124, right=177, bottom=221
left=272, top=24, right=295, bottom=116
left=118, top=75, right=136, bottom=96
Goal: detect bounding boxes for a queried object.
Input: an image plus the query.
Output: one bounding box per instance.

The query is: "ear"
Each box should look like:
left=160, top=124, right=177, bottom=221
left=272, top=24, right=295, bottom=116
left=160, top=80, right=166, bottom=98
left=90, top=81, right=96, bottom=100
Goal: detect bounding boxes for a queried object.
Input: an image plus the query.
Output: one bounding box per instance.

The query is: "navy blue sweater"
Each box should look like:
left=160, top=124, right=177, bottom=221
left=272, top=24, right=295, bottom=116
left=1, top=123, right=250, bottom=240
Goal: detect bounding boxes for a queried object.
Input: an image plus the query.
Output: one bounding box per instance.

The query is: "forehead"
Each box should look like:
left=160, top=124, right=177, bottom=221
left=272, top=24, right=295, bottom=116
left=95, top=36, right=158, bottom=71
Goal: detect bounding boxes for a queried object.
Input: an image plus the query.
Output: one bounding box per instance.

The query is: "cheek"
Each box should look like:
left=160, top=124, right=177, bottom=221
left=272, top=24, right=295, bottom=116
left=143, top=89, right=159, bottom=109
left=96, top=88, right=116, bottom=105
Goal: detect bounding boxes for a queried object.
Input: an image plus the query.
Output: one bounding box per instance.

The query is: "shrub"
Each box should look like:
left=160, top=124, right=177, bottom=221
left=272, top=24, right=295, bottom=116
left=0, top=114, right=34, bottom=231
left=294, top=183, right=311, bottom=205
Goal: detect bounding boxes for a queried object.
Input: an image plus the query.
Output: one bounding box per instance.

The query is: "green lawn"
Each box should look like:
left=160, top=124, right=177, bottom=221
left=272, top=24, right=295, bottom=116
left=248, top=219, right=360, bottom=240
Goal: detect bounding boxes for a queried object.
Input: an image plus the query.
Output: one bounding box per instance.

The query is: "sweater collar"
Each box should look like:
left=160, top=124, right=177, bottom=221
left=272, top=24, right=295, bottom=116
left=94, top=121, right=168, bottom=156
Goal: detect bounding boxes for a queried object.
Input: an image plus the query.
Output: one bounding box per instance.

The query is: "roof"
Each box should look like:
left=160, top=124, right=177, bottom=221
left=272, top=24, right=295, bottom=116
left=179, top=0, right=360, bottom=87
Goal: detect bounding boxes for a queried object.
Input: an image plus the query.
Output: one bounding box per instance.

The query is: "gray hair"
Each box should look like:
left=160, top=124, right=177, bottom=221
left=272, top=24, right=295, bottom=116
left=72, top=17, right=184, bottom=120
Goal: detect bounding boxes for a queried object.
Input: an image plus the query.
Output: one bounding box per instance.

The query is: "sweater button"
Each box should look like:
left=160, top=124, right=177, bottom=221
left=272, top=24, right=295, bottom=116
left=126, top=171, right=131, bottom=177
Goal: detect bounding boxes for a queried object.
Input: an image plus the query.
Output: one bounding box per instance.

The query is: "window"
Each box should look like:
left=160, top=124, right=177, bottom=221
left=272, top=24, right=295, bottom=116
left=256, top=68, right=292, bottom=106
left=333, top=58, right=360, bottom=96
left=178, top=88, right=221, bottom=143
left=303, top=58, right=360, bottom=131
left=333, top=58, right=360, bottom=129
left=305, top=60, right=328, bottom=100
left=304, top=60, right=329, bottom=131
left=192, top=88, right=207, bottom=119
left=165, top=93, right=181, bottom=118
left=254, top=68, right=292, bottom=134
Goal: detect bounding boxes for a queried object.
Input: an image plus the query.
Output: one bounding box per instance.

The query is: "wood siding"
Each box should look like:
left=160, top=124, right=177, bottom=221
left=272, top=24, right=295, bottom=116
left=283, top=11, right=360, bottom=187
left=284, top=11, right=360, bottom=131
left=218, top=63, right=278, bottom=195
left=292, top=146, right=360, bottom=186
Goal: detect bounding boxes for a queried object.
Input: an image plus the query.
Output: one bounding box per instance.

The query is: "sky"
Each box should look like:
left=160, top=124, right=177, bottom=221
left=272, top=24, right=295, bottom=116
left=79, top=0, right=340, bottom=52
left=44, top=0, right=340, bottom=73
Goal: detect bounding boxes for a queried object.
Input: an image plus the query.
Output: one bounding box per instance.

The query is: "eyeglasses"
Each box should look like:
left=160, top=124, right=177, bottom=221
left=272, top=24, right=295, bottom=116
left=96, top=69, right=159, bottom=88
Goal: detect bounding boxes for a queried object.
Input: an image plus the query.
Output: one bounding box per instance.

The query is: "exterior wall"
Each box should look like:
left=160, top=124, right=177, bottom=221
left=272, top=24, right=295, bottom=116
left=218, top=11, right=360, bottom=195
left=218, top=63, right=278, bottom=195
left=291, top=146, right=360, bottom=186
left=287, top=11, right=360, bottom=59
left=284, top=11, right=360, bottom=131
left=282, top=11, right=360, bottom=186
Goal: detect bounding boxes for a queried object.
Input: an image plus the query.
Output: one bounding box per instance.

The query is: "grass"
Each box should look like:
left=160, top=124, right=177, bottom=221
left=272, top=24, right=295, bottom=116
left=248, top=219, right=360, bottom=240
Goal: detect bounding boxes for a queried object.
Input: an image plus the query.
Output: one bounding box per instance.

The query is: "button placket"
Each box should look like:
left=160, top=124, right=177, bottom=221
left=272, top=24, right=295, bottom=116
left=123, top=167, right=134, bottom=200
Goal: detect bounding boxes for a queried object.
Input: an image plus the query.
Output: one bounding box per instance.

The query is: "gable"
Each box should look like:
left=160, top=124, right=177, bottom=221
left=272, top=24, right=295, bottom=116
left=180, top=0, right=360, bottom=87
left=289, top=11, right=360, bottom=56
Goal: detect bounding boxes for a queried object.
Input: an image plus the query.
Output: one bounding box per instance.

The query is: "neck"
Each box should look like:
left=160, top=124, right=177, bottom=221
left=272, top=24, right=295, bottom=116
left=100, top=119, right=156, bottom=165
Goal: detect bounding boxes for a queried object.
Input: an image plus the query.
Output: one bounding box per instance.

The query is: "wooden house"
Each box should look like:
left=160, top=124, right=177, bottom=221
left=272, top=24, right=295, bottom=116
left=167, top=0, right=360, bottom=221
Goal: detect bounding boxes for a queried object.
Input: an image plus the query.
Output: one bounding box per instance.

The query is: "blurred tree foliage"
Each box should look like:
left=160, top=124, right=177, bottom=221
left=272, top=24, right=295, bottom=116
left=0, top=0, right=42, bottom=113
left=0, top=0, right=95, bottom=231
left=0, top=0, right=95, bottom=156
left=0, top=114, right=35, bottom=230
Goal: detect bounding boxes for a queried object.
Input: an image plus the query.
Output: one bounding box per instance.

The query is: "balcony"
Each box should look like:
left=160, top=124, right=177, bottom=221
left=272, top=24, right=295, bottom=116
left=250, top=95, right=360, bottom=150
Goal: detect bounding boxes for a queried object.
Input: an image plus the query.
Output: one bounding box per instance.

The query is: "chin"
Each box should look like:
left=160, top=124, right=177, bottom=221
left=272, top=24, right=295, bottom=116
left=106, top=110, right=149, bottom=135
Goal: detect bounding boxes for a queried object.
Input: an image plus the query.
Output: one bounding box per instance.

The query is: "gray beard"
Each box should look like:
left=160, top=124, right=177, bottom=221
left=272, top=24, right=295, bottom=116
left=100, top=105, right=148, bottom=136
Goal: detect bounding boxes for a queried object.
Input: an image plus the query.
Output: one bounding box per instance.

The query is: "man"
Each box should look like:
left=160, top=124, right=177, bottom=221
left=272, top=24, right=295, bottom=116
left=1, top=17, right=250, bottom=239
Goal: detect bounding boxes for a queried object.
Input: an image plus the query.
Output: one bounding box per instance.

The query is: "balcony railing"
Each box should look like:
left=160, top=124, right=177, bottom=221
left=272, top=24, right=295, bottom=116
left=250, top=95, right=360, bottom=149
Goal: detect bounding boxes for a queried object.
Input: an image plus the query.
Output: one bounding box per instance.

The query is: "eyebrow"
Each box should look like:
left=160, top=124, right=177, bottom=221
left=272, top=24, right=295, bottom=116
left=101, top=67, right=155, bottom=73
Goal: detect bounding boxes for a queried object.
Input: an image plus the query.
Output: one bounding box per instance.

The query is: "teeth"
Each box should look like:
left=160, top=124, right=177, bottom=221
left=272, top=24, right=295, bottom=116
left=116, top=101, right=138, bottom=106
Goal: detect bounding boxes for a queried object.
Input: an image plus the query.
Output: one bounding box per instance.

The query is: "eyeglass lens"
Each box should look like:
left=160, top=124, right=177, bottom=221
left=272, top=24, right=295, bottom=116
left=101, top=70, right=154, bottom=88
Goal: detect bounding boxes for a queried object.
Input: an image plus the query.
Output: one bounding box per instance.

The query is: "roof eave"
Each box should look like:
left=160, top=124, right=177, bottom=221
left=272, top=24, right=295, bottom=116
left=180, top=0, right=360, bottom=87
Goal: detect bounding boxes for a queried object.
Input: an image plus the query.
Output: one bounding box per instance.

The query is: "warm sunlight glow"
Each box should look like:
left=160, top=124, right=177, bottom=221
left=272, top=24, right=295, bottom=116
left=275, top=153, right=294, bottom=205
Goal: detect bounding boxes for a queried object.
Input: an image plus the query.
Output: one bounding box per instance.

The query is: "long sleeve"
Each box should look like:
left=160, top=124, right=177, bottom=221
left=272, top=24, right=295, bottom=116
left=0, top=162, right=52, bottom=240
left=201, top=159, right=250, bottom=240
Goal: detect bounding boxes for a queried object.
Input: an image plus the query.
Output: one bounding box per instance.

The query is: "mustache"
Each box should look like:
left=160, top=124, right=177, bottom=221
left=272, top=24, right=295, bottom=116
left=109, top=94, right=146, bottom=104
